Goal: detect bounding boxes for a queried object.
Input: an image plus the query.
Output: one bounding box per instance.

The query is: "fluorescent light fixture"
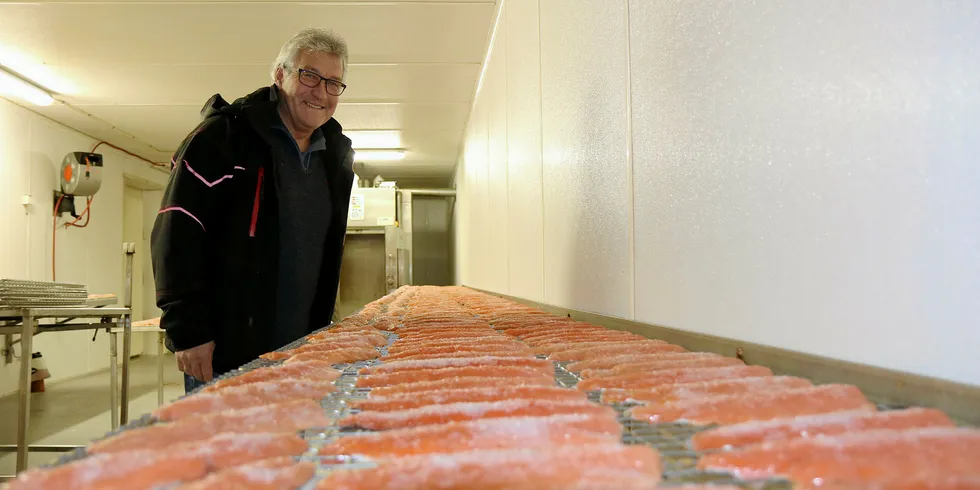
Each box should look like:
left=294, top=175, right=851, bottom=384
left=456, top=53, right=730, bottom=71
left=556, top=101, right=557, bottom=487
left=354, top=150, right=406, bottom=162
left=347, top=130, right=402, bottom=149
left=0, top=46, right=75, bottom=95
left=0, top=67, right=53, bottom=106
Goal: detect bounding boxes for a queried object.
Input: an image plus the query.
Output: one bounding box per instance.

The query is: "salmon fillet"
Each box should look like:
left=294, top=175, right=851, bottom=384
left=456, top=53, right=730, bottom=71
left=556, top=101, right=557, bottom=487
left=316, top=443, right=662, bottom=490
left=201, top=361, right=341, bottom=393
left=358, top=355, right=551, bottom=375
left=260, top=344, right=377, bottom=362
left=377, top=350, right=535, bottom=362
left=309, top=332, right=387, bottom=347
left=552, top=342, right=687, bottom=361
left=387, top=339, right=525, bottom=355
left=4, top=448, right=208, bottom=490
left=351, top=385, right=587, bottom=412
left=152, top=380, right=336, bottom=421
left=566, top=352, right=723, bottom=372
left=320, top=413, right=621, bottom=458
left=368, top=376, right=555, bottom=397
left=281, top=348, right=378, bottom=365
left=698, top=427, right=980, bottom=487
left=89, top=399, right=331, bottom=454
left=395, top=333, right=510, bottom=343
left=340, top=398, right=616, bottom=430
left=630, top=384, right=873, bottom=425
left=383, top=346, right=534, bottom=361
left=176, top=457, right=316, bottom=490
left=356, top=365, right=553, bottom=388
left=600, top=376, right=812, bottom=404
left=577, top=365, right=773, bottom=391
left=580, top=356, right=745, bottom=378
left=817, top=476, right=980, bottom=490
left=6, top=433, right=308, bottom=490
left=526, top=333, right=647, bottom=348
left=692, top=407, right=955, bottom=451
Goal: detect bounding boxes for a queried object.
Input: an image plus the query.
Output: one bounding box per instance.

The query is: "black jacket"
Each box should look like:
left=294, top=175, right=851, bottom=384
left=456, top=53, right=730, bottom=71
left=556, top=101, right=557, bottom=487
left=150, top=85, right=355, bottom=375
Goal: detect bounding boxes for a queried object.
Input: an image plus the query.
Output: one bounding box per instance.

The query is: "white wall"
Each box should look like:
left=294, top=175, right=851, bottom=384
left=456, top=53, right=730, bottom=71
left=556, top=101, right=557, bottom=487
left=0, top=96, right=169, bottom=396
left=455, top=0, right=980, bottom=387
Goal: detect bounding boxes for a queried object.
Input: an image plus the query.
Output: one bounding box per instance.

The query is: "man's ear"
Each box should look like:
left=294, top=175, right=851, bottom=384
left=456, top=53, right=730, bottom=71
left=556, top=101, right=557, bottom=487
left=274, top=66, right=285, bottom=88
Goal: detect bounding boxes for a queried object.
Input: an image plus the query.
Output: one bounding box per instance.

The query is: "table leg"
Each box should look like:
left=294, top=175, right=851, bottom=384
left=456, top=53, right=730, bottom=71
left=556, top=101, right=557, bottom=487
left=15, top=311, right=33, bottom=474
left=120, top=319, right=131, bottom=425
left=109, top=330, right=118, bottom=431
left=157, top=332, right=164, bottom=406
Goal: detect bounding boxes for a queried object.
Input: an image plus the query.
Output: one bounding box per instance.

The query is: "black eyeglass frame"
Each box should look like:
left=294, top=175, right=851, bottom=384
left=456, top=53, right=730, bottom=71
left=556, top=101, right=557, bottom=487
left=294, top=68, right=347, bottom=96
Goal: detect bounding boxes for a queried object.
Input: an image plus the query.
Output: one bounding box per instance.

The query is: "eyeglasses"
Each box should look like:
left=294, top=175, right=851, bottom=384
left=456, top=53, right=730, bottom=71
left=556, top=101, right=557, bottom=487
left=295, top=68, right=347, bottom=96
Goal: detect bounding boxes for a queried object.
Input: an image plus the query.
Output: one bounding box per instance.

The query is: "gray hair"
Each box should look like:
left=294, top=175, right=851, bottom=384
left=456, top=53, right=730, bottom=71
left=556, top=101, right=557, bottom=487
left=271, top=28, right=349, bottom=82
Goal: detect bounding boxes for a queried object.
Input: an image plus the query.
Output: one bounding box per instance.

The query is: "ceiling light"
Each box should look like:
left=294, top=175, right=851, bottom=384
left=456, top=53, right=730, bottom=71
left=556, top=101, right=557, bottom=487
left=0, top=67, right=53, bottom=106
left=0, top=46, right=75, bottom=95
left=347, top=130, right=402, bottom=149
left=354, top=150, right=406, bottom=162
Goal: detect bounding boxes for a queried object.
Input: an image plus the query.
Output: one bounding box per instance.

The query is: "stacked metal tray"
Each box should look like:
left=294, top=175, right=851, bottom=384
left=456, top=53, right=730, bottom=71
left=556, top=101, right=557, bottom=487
left=0, top=279, right=88, bottom=308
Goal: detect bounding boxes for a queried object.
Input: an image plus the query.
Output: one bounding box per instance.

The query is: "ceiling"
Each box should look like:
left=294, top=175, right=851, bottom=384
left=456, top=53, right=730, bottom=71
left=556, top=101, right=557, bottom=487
left=0, top=0, right=496, bottom=187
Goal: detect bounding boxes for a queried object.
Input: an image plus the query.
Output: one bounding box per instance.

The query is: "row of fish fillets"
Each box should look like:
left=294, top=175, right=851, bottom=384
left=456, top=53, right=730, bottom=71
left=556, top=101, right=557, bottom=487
left=3, top=295, right=403, bottom=490
left=481, top=296, right=980, bottom=490
left=315, top=288, right=691, bottom=490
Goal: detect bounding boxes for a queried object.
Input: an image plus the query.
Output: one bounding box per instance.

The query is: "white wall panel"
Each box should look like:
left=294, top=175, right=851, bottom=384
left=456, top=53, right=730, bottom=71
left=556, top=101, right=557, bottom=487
left=465, top=97, right=491, bottom=290
left=630, top=1, right=980, bottom=385
left=486, top=12, right=510, bottom=294
left=0, top=98, right=168, bottom=396
left=539, top=0, right=632, bottom=318
left=504, top=0, right=545, bottom=302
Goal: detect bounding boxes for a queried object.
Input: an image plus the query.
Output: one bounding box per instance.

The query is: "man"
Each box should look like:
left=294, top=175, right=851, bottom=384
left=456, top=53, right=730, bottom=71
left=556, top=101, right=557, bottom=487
left=150, top=28, right=355, bottom=393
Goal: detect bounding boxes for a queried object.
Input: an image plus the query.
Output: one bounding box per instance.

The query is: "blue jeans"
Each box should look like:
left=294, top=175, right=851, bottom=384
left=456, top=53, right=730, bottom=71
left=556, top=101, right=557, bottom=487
left=183, top=373, right=207, bottom=394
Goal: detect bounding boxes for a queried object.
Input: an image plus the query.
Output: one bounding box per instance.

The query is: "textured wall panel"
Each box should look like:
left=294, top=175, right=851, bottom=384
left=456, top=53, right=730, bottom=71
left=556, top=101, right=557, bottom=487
left=504, top=0, right=545, bottom=302
left=540, top=0, right=632, bottom=318
left=486, top=14, right=511, bottom=294
left=630, top=1, right=980, bottom=385
left=464, top=97, right=491, bottom=290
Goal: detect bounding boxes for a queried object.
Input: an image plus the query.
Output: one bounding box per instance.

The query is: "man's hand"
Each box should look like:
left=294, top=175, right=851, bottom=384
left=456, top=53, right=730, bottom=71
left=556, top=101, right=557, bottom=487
left=176, top=341, right=215, bottom=382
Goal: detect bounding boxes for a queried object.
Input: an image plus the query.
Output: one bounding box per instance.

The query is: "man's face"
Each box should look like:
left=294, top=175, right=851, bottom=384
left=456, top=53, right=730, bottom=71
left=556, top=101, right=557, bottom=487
left=275, top=50, right=344, bottom=134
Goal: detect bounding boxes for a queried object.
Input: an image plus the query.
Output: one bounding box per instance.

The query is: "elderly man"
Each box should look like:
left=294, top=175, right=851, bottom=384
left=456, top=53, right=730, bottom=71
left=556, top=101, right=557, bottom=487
left=151, top=28, right=355, bottom=392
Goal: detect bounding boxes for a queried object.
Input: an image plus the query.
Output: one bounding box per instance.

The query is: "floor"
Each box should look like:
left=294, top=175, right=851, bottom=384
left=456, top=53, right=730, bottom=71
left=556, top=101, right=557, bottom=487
left=0, top=354, right=185, bottom=476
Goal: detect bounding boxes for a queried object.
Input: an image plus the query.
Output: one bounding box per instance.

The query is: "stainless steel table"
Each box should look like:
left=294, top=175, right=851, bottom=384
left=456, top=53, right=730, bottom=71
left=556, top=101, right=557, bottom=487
left=0, top=243, right=137, bottom=477
left=0, top=307, right=131, bottom=475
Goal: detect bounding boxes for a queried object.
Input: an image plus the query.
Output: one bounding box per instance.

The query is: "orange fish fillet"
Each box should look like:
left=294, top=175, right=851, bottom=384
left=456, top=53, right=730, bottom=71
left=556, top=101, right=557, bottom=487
left=566, top=352, right=723, bottom=372
left=280, top=347, right=378, bottom=365
left=600, top=376, right=812, bottom=404
left=356, top=365, right=552, bottom=388
left=692, top=407, right=955, bottom=451
left=383, top=349, right=535, bottom=362
left=340, top=398, right=616, bottom=430
left=551, top=342, right=686, bottom=361
left=176, top=457, right=316, bottom=490
left=351, top=385, right=587, bottom=412
left=319, top=413, right=621, bottom=458
left=387, top=339, right=525, bottom=355
left=316, top=443, right=662, bottom=490
left=368, top=376, right=555, bottom=397
left=630, top=384, right=874, bottom=425
left=152, top=380, right=336, bottom=421
left=260, top=344, right=377, bottom=362
left=580, top=356, right=745, bottom=378
left=6, top=433, right=307, bottom=490
left=382, top=343, right=532, bottom=361
left=816, top=476, right=980, bottom=490
left=202, top=361, right=340, bottom=393
left=89, top=399, right=331, bottom=454
left=358, top=355, right=551, bottom=375
left=577, top=365, right=774, bottom=391
left=698, top=427, right=980, bottom=487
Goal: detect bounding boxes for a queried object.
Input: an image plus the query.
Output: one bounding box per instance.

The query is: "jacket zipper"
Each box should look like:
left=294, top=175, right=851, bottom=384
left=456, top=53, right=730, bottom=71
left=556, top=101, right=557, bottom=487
left=249, top=167, right=264, bottom=237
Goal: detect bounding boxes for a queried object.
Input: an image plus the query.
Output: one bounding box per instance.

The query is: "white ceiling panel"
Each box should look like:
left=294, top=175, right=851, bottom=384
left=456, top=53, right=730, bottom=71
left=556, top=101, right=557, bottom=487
left=0, top=0, right=493, bottom=182
left=0, top=3, right=493, bottom=65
